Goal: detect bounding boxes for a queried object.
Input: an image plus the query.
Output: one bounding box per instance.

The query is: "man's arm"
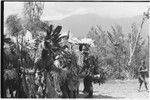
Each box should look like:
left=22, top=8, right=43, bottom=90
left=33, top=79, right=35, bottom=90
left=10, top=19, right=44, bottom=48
left=140, top=69, right=148, bottom=72
left=138, top=65, right=142, bottom=72
left=138, top=65, right=148, bottom=72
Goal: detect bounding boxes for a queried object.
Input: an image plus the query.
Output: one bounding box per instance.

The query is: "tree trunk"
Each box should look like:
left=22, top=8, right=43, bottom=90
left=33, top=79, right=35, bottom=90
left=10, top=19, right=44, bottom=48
left=128, top=16, right=147, bottom=66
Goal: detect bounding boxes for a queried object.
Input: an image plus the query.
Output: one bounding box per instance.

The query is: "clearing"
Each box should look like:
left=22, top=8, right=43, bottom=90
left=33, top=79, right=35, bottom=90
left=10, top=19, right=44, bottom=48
left=78, top=78, right=149, bottom=99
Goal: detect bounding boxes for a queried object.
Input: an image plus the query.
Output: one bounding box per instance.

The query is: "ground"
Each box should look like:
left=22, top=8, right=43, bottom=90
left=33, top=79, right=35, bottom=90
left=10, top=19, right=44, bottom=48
left=78, top=78, right=149, bottom=99
left=4, top=78, right=149, bottom=99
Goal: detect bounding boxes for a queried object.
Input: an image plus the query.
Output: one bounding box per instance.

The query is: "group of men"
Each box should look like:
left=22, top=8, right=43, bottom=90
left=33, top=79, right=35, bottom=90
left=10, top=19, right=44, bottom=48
left=4, top=36, right=149, bottom=98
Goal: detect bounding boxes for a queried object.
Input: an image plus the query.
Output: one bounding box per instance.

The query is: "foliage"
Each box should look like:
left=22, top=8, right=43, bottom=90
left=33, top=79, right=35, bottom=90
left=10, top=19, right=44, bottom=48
left=23, top=2, right=44, bottom=38
left=5, top=15, right=24, bottom=37
left=3, top=4, right=149, bottom=98
left=128, top=23, right=147, bottom=78
left=86, top=23, right=147, bottom=79
left=3, top=35, right=18, bottom=68
left=23, top=2, right=44, bottom=21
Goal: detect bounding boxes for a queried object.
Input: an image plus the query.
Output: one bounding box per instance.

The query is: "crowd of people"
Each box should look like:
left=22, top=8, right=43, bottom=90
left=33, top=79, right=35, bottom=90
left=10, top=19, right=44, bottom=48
left=2, top=23, right=149, bottom=98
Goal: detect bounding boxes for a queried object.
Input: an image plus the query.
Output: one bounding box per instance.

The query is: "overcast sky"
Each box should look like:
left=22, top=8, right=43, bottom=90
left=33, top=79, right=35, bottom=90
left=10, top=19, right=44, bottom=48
left=4, top=2, right=150, bottom=21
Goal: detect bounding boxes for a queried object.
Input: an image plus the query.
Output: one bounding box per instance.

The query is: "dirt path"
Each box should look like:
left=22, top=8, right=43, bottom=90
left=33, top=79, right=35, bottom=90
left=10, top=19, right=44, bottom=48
left=78, top=79, right=149, bottom=99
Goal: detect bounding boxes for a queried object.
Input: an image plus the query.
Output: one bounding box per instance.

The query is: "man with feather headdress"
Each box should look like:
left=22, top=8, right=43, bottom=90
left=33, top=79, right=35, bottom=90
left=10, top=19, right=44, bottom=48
left=56, top=31, right=81, bottom=98
left=78, top=38, right=106, bottom=98
left=80, top=43, right=94, bottom=98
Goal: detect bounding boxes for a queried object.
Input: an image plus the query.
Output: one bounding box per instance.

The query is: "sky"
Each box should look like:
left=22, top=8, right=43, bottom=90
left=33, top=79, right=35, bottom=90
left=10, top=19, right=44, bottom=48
left=4, top=2, right=150, bottom=21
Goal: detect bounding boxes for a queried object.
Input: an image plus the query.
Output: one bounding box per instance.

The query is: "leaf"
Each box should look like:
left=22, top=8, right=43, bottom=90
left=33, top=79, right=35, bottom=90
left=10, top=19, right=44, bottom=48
left=107, top=31, right=115, bottom=45
left=53, top=26, right=62, bottom=35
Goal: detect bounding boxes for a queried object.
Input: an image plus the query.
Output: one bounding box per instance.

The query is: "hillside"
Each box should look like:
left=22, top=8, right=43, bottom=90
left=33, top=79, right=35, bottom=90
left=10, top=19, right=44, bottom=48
left=51, top=13, right=149, bottom=40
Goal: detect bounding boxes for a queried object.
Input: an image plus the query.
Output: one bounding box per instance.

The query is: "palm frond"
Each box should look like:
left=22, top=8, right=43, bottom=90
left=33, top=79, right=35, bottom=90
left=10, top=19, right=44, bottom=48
left=107, top=31, right=116, bottom=46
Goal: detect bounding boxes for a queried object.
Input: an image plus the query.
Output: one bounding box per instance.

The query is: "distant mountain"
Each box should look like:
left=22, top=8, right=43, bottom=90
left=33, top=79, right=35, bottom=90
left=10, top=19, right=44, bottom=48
left=51, top=13, right=149, bottom=40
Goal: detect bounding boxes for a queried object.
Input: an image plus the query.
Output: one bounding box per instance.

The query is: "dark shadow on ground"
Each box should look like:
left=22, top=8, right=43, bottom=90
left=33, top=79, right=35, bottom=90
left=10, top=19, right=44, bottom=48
left=79, top=90, right=99, bottom=93
left=93, top=94, right=124, bottom=99
left=138, top=90, right=149, bottom=92
left=77, top=92, right=124, bottom=99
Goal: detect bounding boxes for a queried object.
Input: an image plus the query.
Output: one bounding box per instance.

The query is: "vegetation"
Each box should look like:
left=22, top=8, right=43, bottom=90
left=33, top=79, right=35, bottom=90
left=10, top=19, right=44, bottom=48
left=87, top=9, right=150, bottom=79
left=3, top=2, right=150, bottom=98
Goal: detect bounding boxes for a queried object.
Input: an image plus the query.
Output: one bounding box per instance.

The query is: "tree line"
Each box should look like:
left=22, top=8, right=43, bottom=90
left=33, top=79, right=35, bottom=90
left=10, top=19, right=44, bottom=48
left=87, top=9, right=150, bottom=79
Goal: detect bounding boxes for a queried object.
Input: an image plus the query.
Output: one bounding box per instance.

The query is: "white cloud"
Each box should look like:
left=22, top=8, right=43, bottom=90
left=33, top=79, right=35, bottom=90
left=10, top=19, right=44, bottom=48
left=73, top=7, right=94, bottom=15
left=41, top=7, right=94, bottom=21
left=4, top=2, right=150, bottom=21
left=41, top=14, right=70, bottom=21
left=41, top=2, right=150, bottom=20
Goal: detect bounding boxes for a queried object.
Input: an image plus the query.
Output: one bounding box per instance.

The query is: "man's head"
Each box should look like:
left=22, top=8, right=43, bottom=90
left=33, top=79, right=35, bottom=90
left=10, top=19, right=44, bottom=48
left=141, top=60, right=145, bottom=65
left=141, top=60, right=147, bottom=69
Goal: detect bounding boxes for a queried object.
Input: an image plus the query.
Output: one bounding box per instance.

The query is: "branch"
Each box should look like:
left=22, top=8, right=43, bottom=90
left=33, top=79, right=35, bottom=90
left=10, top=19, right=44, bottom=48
left=128, top=8, right=149, bottom=66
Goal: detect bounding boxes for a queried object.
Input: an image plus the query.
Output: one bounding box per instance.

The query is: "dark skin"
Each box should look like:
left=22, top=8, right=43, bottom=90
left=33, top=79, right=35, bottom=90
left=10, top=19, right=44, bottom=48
left=82, top=52, right=93, bottom=98
left=84, top=74, right=93, bottom=98
left=138, top=61, right=148, bottom=91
